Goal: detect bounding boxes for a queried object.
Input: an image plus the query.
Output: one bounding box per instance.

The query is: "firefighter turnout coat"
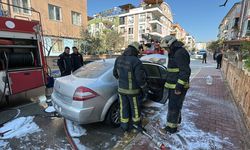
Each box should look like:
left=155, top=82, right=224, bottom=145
left=165, top=41, right=191, bottom=92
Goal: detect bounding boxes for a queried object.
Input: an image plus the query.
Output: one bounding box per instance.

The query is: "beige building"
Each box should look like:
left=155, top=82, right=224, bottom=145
left=185, top=35, right=196, bottom=51
left=0, top=0, right=87, bottom=56
left=239, top=0, right=250, bottom=38
left=118, top=2, right=173, bottom=46
left=218, top=2, right=241, bottom=41
left=170, top=23, right=186, bottom=41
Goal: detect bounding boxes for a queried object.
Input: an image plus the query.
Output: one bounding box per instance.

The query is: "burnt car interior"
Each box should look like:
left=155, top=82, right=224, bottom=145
left=142, top=63, right=167, bottom=103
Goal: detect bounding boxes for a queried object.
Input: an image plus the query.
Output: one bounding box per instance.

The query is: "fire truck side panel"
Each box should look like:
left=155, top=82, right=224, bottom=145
left=0, top=17, right=39, bottom=34
left=8, top=69, right=44, bottom=94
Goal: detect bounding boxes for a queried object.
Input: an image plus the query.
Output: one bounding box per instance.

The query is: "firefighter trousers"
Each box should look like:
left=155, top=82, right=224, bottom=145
left=118, top=94, right=141, bottom=131
left=167, top=89, right=187, bottom=129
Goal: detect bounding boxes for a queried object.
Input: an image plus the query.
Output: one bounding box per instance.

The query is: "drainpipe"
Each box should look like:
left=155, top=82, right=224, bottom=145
left=239, top=0, right=246, bottom=38
left=7, top=0, right=11, bottom=17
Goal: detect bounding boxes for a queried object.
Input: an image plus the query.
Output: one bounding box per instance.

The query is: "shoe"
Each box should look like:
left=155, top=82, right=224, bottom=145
left=165, top=126, right=178, bottom=134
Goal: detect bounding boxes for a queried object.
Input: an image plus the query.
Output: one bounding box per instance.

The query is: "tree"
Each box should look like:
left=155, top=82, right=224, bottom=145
left=80, top=30, right=103, bottom=55
left=103, top=30, right=124, bottom=54
left=240, top=41, right=250, bottom=69
left=207, top=40, right=223, bottom=52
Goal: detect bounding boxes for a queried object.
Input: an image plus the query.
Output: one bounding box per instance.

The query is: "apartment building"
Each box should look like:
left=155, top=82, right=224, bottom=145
left=185, top=35, right=196, bottom=51
left=218, top=2, right=241, bottom=41
left=118, top=1, right=173, bottom=47
left=0, top=0, right=87, bottom=56
left=239, top=0, right=250, bottom=38
left=170, top=23, right=187, bottom=41
left=88, top=5, right=131, bottom=37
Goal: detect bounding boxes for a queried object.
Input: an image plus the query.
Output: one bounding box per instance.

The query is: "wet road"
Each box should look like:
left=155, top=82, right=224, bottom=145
left=0, top=56, right=217, bottom=150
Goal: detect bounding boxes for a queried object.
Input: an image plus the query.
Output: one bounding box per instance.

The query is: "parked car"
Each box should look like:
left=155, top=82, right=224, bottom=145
left=195, top=50, right=207, bottom=59
left=52, top=55, right=169, bottom=126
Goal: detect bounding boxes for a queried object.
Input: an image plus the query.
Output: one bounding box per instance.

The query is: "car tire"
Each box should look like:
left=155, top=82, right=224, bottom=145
left=105, top=101, right=120, bottom=128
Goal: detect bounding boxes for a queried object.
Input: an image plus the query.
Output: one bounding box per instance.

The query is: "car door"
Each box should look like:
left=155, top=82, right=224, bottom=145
left=142, top=62, right=168, bottom=104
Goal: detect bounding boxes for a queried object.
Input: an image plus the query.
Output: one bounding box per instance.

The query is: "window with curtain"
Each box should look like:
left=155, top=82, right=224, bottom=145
left=48, top=4, right=61, bottom=21
left=12, top=0, right=30, bottom=14
left=71, top=11, right=81, bottom=26
left=51, top=39, right=63, bottom=53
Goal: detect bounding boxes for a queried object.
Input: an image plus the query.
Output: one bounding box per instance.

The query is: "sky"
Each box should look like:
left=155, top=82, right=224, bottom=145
left=87, top=0, right=240, bottom=42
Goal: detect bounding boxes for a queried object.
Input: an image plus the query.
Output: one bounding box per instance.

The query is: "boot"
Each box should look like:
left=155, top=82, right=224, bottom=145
left=165, top=126, right=178, bottom=134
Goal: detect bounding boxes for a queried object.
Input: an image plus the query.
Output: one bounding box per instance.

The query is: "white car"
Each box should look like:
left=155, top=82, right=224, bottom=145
left=52, top=55, right=169, bottom=126
left=195, top=50, right=207, bottom=59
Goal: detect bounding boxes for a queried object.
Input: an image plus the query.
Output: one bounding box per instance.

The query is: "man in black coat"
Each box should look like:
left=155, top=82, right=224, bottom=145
left=160, top=35, right=191, bottom=134
left=202, top=52, right=207, bottom=64
left=71, top=47, right=84, bottom=72
left=57, top=47, right=72, bottom=76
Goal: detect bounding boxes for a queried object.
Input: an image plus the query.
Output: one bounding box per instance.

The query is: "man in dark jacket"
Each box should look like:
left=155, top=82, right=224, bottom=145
left=113, top=42, right=148, bottom=133
left=202, top=52, right=207, bottom=64
left=71, top=47, right=84, bottom=72
left=160, top=35, right=191, bottom=134
left=57, top=47, right=72, bottom=76
left=216, top=51, right=223, bottom=69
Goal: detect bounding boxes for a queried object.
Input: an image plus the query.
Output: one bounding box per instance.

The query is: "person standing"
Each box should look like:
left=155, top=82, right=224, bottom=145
left=202, top=52, right=207, bottom=64
left=216, top=51, right=223, bottom=69
left=57, top=47, right=72, bottom=76
left=160, top=35, right=191, bottom=134
left=71, top=47, right=84, bottom=72
left=113, top=42, right=148, bottom=133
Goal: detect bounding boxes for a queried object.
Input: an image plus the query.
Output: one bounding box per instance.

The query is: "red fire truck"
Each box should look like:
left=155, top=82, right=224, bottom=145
left=0, top=4, right=48, bottom=103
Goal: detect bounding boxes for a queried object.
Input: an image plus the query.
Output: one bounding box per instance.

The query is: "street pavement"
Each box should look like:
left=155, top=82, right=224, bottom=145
left=0, top=56, right=250, bottom=150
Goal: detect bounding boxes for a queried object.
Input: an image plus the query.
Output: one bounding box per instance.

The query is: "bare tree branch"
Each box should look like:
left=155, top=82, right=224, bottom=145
left=219, top=0, right=229, bottom=7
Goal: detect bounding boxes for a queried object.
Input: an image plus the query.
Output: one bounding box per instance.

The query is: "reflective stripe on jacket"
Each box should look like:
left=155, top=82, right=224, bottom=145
left=113, top=46, right=147, bottom=95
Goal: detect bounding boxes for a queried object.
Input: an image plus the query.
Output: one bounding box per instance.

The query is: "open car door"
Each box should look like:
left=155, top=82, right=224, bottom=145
left=142, top=62, right=168, bottom=104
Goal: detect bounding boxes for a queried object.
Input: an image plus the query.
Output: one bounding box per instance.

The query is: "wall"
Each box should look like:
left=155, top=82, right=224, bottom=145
left=222, top=59, right=250, bottom=129
left=1, top=0, right=87, bottom=38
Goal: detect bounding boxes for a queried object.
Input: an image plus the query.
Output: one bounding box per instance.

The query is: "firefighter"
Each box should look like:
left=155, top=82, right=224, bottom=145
left=113, top=42, right=148, bottom=133
left=57, top=46, right=72, bottom=76
left=160, top=35, right=191, bottom=134
left=71, top=46, right=84, bottom=72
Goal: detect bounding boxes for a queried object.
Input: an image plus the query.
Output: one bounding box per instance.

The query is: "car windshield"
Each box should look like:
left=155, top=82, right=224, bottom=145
left=73, top=61, right=113, bottom=78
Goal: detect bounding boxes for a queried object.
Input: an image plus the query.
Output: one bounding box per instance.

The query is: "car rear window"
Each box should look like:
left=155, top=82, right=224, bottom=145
left=73, top=61, right=113, bottom=78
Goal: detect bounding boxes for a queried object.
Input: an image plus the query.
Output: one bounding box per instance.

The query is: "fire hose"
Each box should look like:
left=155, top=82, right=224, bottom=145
left=133, top=124, right=168, bottom=150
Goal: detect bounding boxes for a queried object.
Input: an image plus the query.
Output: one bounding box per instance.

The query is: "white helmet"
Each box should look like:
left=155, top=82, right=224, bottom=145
left=160, top=35, right=177, bottom=49
left=129, top=41, right=140, bottom=51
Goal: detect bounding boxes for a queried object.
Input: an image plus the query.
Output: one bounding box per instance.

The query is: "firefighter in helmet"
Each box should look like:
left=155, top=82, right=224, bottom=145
left=113, top=42, right=148, bottom=133
left=160, top=35, right=191, bottom=133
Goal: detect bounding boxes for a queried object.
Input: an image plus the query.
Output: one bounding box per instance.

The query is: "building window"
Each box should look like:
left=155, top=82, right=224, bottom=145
left=128, top=35, right=134, bottom=44
left=72, top=11, right=81, bottom=26
left=12, top=0, right=31, bottom=14
left=51, top=39, right=63, bottom=53
left=246, top=20, right=250, bottom=36
left=128, top=27, right=133, bottom=34
left=139, top=14, right=146, bottom=22
left=119, top=17, right=125, bottom=25
left=73, top=40, right=80, bottom=50
left=48, top=4, right=61, bottom=21
left=128, top=16, right=134, bottom=24
left=139, top=25, right=145, bottom=34
left=120, top=27, right=125, bottom=34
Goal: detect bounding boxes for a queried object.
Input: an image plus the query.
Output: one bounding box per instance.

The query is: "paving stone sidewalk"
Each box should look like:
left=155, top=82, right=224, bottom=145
left=186, top=67, right=250, bottom=150
left=125, top=67, right=250, bottom=150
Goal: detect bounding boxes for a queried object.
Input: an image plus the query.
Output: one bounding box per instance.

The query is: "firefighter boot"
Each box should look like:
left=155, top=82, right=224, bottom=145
left=165, top=126, right=178, bottom=134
